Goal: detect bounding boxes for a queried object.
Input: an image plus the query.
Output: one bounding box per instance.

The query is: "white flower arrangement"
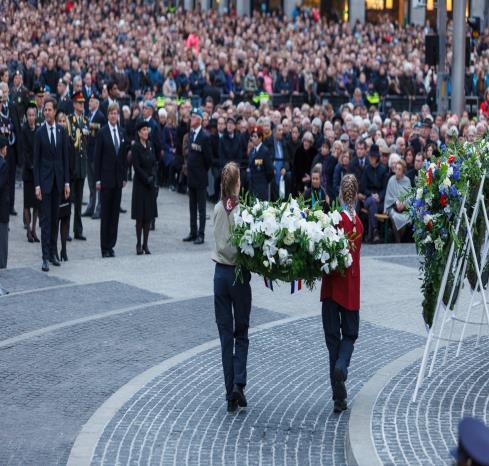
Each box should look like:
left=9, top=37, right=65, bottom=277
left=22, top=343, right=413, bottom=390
left=230, top=197, right=354, bottom=288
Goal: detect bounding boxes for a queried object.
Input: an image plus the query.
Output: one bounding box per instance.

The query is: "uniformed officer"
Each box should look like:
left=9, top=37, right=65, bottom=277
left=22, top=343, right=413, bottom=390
left=69, top=91, right=89, bottom=240
left=0, top=84, right=17, bottom=216
left=33, top=84, right=46, bottom=125
left=247, top=126, right=273, bottom=201
left=182, top=108, right=212, bottom=245
left=10, top=70, right=30, bottom=128
left=451, top=417, right=489, bottom=466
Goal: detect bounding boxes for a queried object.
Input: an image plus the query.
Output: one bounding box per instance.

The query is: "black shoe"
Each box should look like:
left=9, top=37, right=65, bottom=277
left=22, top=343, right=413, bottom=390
left=92, top=213, right=100, bottom=220
left=333, top=399, right=347, bottom=413
left=227, top=400, right=238, bottom=413
left=74, top=234, right=87, bottom=241
left=102, top=251, right=110, bottom=258
left=182, top=234, right=197, bottom=242
left=193, top=236, right=204, bottom=245
left=82, top=210, right=93, bottom=217
left=67, top=235, right=72, bottom=242
left=109, top=249, right=115, bottom=257
left=232, top=384, right=247, bottom=407
left=49, top=255, right=60, bottom=267
left=143, top=245, right=151, bottom=255
left=136, top=245, right=143, bottom=255
left=42, top=260, right=49, bottom=272
left=333, top=367, right=347, bottom=401
left=9, top=209, right=17, bottom=216
left=32, top=232, right=40, bottom=243
left=60, top=250, right=68, bottom=261
left=27, top=230, right=34, bottom=243
left=120, top=207, right=127, bottom=213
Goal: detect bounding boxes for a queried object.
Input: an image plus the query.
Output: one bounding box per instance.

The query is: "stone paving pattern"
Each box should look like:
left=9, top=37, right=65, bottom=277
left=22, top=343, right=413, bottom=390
left=372, top=336, right=489, bottom=465
left=0, top=295, right=282, bottom=465
left=92, top=318, right=423, bottom=466
left=0, top=267, right=70, bottom=293
left=0, top=281, right=165, bottom=341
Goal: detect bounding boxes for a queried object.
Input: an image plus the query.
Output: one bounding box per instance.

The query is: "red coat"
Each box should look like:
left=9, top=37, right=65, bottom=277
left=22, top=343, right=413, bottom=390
left=320, top=211, right=363, bottom=311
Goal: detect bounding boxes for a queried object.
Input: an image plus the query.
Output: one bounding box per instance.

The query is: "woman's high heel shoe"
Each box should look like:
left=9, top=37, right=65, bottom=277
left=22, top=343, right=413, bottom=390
left=60, top=249, right=68, bottom=261
left=32, top=232, right=40, bottom=242
left=143, top=245, right=151, bottom=255
left=136, top=244, right=143, bottom=255
left=27, top=230, right=34, bottom=243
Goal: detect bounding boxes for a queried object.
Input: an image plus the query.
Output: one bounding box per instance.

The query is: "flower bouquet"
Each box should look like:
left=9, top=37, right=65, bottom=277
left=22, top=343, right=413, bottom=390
left=408, top=135, right=489, bottom=327
left=230, top=196, right=353, bottom=289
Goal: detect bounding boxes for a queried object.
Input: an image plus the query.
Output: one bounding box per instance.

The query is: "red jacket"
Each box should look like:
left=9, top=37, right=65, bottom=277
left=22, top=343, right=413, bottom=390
left=320, top=211, right=363, bottom=311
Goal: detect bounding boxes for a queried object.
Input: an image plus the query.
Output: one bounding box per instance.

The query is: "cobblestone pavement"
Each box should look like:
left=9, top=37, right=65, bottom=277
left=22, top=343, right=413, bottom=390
left=3, top=182, right=485, bottom=466
left=91, top=319, right=423, bottom=466
left=372, top=336, right=489, bottom=465
left=0, top=295, right=281, bottom=465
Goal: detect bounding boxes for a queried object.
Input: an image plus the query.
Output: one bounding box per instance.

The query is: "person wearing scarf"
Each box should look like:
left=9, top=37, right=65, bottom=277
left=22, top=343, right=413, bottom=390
left=212, top=162, right=252, bottom=413
left=384, top=159, right=412, bottom=243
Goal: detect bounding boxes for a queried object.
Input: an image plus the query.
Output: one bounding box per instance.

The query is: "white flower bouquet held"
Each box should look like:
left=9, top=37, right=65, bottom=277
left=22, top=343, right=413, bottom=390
left=230, top=196, right=354, bottom=289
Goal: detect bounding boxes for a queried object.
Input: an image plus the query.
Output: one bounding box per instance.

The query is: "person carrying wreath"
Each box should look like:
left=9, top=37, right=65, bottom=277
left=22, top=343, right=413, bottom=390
left=212, top=162, right=252, bottom=413
left=320, top=174, right=363, bottom=414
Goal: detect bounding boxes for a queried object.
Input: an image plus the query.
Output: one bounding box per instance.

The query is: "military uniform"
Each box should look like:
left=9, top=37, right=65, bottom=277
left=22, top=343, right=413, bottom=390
left=10, top=83, right=30, bottom=128
left=33, top=84, right=46, bottom=125
left=69, top=92, right=89, bottom=239
left=0, top=104, right=17, bottom=214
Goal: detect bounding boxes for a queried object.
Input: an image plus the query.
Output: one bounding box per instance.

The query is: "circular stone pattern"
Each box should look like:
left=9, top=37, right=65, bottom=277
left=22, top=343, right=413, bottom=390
left=373, top=336, right=489, bottom=465
left=91, top=317, right=422, bottom=466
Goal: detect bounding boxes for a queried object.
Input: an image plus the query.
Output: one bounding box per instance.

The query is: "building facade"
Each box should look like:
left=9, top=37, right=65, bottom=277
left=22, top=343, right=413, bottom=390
left=186, top=0, right=489, bottom=29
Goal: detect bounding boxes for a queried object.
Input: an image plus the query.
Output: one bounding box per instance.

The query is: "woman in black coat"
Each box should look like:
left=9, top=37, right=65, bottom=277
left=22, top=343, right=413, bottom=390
left=132, top=120, right=158, bottom=255
left=22, top=103, right=41, bottom=243
left=55, top=111, right=76, bottom=261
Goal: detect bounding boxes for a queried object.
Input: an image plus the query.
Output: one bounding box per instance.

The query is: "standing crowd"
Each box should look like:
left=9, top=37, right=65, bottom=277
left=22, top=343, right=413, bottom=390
left=1, top=1, right=489, bottom=270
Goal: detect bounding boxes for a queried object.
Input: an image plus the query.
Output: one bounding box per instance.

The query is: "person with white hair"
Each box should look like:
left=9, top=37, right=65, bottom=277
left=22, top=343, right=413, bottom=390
left=384, top=159, right=411, bottom=243
left=388, top=153, right=401, bottom=175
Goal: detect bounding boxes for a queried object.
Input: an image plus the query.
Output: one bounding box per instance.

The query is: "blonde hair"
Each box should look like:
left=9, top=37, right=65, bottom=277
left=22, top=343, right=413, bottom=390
left=340, top=174, right=358, bottom=219
left=220, top=162, right=240, bottom=199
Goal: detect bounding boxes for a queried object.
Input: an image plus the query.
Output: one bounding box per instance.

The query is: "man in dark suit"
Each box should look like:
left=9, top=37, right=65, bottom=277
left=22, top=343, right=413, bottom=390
left=82, top=72, right=98, bottom=114
left=94, top=102, right=127, bottom=258
left=182, top=108, right=212, bottom=245
left=33, top=97, right=70, bottom=271
left=57, top=79, right=73, bottom=115
left=349, top=139, right=369, bottom=183
left=100, top=81, right=120, bottom=118
left=83, top=95, right=106, bottom=218
left=0, top=137, right=9, bottom=268
left=248, top=126, right=274, bottom=201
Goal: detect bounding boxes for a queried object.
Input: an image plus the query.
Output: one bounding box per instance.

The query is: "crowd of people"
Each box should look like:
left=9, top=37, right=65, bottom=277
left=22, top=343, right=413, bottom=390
left=1, top=1, right=489, bottom=270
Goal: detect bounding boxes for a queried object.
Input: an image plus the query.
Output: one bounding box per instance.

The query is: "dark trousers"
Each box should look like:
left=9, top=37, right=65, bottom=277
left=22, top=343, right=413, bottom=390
left=72, top=178, right=85, bottom=236
left=188, top=187, right=206, bottom=238
left=0, top=222, right=8, bottom=268
left=100, top=187, right=122, bottom=253
left=214, top=264, right=252, bottom=400
left=7, top=150, right=15, bottom=211
left=85, top=160, right=96, bottom=215
left=321, top=299, right=359, bottom=399
left=40, top=183, right=60, bottom=260
left=364, top=195, right=382, bottom=240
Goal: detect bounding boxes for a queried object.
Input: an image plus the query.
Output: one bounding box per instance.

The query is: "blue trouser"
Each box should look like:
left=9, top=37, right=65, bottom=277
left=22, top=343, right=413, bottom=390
left=364, top=195, right=382, bottom=240
left=214, top=264, right=252, bottom=400
left=321, top=299, right=359, bottom=400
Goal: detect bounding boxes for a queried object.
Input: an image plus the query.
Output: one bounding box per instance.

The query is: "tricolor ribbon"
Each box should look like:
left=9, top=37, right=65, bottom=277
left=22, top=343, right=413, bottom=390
left=290, top=279, right=302, bottom=294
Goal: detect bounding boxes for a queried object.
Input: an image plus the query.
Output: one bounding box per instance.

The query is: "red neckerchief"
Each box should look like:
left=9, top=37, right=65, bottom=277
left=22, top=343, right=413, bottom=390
left=223, top=196, right=239, bottom=214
